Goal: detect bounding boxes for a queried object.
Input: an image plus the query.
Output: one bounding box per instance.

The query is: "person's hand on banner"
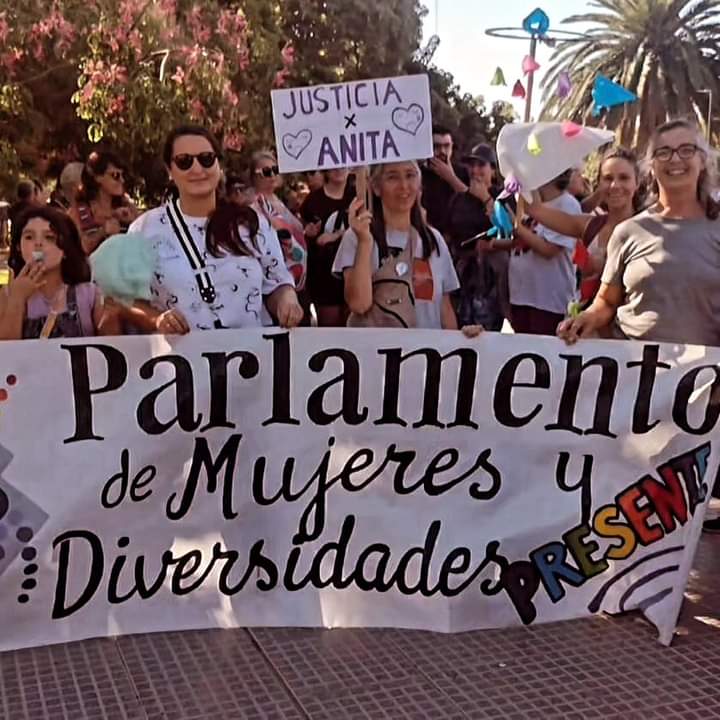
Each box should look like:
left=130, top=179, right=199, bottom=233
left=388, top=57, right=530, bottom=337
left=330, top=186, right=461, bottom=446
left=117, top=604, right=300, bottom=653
left=155, top=308, right=190, bottom=335
left=349, top=198, right=372, bottom=243
left=275, top=288, right=304, bottom=328
left=557, top=312, right=595, bottom=344
left=461, top=324, right=484, bottom=338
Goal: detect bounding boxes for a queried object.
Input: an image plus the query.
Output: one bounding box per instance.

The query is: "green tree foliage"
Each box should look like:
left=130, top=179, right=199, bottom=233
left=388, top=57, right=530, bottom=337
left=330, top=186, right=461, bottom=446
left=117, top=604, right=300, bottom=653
left=0, top=0, right=512, bottom=199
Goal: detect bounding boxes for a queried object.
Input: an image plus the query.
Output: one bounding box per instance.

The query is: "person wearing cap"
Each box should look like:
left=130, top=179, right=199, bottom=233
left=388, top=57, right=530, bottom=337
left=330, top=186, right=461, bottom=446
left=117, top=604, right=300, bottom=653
left=444, top=143, right=508, bottom=331
left=420, top=125, right=469, bottom=236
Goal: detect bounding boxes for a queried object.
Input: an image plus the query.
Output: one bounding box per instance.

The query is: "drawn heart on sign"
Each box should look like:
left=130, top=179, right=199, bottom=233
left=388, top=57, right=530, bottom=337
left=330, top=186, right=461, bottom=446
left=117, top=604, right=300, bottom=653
left=391, top=104, right=425, bottom=136
left=282, top=130, right=312, bottom=160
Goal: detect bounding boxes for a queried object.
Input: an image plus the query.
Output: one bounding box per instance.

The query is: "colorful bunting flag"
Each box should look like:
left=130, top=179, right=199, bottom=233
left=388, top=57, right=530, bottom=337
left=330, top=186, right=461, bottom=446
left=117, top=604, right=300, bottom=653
left=491, top=67, right=507, bottom=86
left=592, top=75, right=638, bottom=117
left=522, top=55, right=541, bottom=75
left=561, top=121, right=582, bottom=138
left=512, top=80, right=526, bottom=99
left=557, top=71, right=572, bottom=99
left=527, top=133, right=542, bottom=156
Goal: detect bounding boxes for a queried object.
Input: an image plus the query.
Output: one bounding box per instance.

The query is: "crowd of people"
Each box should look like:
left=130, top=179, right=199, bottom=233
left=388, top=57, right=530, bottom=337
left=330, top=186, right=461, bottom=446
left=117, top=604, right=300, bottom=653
left=1, top=117, right=719, bottom=530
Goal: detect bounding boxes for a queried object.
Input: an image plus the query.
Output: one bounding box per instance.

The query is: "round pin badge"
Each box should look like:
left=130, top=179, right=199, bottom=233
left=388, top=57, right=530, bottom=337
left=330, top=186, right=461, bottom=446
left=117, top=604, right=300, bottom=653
left=396, top=262, right=409, bottom=276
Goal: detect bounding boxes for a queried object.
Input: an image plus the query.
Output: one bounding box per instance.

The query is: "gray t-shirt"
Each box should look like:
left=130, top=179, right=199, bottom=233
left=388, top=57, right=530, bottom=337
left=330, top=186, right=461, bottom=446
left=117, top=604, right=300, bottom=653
left=332, top=227, right=460, bottom=329
left=602, top=210, right=720, bottom=346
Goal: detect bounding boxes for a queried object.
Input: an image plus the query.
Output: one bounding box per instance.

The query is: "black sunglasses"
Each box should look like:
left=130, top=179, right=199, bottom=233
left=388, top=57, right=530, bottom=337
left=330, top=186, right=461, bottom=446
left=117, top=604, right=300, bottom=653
left=172, top=152, right=218, bottom=171
left=255, top=165, right=279, bottom=178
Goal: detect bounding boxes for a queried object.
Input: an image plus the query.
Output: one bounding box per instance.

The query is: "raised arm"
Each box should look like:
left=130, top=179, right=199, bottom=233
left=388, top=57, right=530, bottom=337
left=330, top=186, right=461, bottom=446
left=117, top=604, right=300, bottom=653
left=342, top=198, right=374, bottom=315
left=525, top=201, right=591, bottom=240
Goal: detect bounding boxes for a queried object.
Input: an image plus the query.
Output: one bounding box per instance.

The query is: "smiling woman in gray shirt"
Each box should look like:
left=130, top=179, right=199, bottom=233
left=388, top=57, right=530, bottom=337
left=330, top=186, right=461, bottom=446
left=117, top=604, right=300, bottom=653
left=558, top=119, right=720, bottom=348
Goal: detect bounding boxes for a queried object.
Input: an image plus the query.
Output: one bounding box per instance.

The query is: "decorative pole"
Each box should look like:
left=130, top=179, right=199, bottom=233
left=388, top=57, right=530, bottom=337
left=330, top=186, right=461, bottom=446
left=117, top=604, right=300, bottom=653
left=486, top=8, right=587, bottom=123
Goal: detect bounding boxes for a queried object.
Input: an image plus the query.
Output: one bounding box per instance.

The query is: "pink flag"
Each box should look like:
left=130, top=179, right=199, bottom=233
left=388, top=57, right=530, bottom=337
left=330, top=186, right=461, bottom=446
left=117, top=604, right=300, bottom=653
left=522, top=55, right=541, bottom=75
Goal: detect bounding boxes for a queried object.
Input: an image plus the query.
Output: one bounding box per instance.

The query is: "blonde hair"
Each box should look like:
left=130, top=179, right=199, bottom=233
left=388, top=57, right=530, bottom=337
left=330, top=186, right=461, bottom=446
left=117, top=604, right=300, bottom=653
left=646, top=119, right=720, bottom=219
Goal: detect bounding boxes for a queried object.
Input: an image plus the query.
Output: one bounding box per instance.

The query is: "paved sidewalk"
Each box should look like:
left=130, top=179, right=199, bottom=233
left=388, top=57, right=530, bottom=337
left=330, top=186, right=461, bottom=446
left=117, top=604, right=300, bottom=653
left=1, top=533, right=718, bottom=720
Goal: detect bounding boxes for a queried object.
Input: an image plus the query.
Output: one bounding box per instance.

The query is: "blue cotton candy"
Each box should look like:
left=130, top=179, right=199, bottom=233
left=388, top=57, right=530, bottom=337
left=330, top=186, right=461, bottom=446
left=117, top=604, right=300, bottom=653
left=90, top=233, right=156, bottom=304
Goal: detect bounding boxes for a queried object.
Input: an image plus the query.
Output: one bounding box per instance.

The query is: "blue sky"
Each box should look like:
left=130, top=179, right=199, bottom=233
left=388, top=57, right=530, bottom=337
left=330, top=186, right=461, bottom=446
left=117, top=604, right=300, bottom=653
left=420, top=1, right=593, bottom=119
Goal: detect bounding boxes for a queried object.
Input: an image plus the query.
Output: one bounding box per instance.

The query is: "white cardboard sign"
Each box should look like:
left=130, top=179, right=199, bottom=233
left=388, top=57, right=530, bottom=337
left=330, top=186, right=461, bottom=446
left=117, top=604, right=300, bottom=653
left=271, top=75, right=433, bottom=172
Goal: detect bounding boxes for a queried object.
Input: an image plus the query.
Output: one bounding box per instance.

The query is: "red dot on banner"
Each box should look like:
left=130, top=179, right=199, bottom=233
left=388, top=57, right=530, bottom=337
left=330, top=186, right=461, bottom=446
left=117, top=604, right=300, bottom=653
left=0, top=390, right=7, bottom=402
left=6, top=375, right=16, bottom=386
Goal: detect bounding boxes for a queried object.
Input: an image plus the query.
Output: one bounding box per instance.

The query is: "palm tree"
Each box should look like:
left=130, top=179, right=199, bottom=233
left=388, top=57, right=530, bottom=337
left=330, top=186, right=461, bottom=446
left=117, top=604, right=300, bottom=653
left=541, top=0, right=720, bottom=150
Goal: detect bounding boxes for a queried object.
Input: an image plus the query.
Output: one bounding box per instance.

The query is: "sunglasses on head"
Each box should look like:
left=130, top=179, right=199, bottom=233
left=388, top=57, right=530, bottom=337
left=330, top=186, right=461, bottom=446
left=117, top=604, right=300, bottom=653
left=172, top=152, right=218, bottom=171
left=255, top=165, right=279, bottom=178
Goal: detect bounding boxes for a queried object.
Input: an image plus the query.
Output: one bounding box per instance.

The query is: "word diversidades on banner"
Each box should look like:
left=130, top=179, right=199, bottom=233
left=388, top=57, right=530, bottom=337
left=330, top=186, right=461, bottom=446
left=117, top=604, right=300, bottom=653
left=271, top=74, right=433, bottom=172
left=0, top=330, right=716, bottom=651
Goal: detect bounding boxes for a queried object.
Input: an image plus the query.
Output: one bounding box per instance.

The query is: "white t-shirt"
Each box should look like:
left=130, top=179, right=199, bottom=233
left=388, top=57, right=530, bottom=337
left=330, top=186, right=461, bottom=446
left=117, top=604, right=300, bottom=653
left=508, top=192, right=581, bottom=314
left=332, top=226, right=460, bottom=329
left=129, top=204, right=294, bottom=331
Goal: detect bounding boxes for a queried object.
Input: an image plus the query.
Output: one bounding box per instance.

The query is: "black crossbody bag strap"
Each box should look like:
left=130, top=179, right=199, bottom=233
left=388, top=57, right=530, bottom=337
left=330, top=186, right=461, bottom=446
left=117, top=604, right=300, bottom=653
left=165, top=197, right=216, bottom=305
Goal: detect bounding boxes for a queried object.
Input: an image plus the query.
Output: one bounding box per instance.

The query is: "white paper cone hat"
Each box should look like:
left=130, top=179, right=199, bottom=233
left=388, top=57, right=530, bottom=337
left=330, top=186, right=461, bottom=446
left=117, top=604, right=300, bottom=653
left=497, top=122, right=615, bottom=201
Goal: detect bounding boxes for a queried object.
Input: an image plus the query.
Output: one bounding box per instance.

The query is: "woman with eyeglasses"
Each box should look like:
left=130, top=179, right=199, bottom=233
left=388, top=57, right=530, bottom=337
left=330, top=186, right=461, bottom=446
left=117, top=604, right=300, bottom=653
left=69, top=151, right=138, bottom=254
left=558, top=119, right=720, bottom=347
left=126, top=125, right=303, bottom=334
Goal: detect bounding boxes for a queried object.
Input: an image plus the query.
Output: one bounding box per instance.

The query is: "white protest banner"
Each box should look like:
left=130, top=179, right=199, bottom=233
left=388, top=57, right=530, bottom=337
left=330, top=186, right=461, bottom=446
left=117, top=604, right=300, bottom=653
left=271, top=75, right=432, bottom=173
left=0, top=330, right=716, bottom=652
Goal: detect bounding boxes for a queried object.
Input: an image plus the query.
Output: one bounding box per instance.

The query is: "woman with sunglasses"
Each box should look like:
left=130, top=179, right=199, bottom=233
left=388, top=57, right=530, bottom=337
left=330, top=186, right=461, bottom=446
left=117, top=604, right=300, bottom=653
left=127, top=125, right=303, bottom=333
left=250, top=151, right=309, bottom=319
left=559, top=119, right=720, bottom=348
left=69, top=151, right=138, bottom=254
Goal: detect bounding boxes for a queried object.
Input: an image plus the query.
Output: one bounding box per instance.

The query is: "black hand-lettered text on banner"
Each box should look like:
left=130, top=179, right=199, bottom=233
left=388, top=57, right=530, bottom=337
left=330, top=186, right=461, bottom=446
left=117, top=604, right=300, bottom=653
left=0, top=329, right=716, bottom=652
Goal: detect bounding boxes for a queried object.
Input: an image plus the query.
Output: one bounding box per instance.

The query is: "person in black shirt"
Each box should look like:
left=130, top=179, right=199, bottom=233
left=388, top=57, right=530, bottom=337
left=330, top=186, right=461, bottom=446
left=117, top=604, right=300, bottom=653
left=445, top=143, right=508, bottom=331
left=420, top=125, right=468, bottom=235
left=300, top=168, right=355, bottom=326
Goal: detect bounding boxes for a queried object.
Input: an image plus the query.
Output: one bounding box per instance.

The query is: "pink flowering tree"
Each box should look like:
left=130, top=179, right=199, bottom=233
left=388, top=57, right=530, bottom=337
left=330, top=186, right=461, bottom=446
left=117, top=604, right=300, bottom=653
left=0, top=0, right=428, bottom=199
left=0, top=1, right=276, bottom=198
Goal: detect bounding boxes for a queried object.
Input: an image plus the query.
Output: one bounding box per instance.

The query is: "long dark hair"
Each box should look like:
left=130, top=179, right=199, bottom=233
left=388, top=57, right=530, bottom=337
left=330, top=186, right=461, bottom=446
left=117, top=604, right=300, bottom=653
left=597, top=147, right=646, bottom=212
left=369, top=162, right=439, bottom=260
left=647, top=119, right=720, bottom=220
left=9, top=206, right=90, bottom=285
left=76, top=151, right=125, bottom=204
left=163, top=125, right=258, bottom=258
left=206, top=202, right=260, bottom=258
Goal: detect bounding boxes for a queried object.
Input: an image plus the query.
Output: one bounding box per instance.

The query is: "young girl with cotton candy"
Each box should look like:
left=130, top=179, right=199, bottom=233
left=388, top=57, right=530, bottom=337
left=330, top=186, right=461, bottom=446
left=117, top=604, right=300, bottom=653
left=0, top=207, right=119, bottom=340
